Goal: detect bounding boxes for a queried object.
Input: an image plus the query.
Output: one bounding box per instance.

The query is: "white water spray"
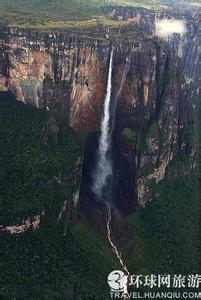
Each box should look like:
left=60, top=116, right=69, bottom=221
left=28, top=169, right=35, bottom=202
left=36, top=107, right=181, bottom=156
left=92, top=50, right=131, bottom=199
left=92, top=48, right=114, bottom=199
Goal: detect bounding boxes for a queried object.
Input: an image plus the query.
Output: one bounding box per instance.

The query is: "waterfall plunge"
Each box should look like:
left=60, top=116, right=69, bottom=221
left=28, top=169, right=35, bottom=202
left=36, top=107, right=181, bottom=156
left=92, top=48, right=114, bottom=200
left=91, top=49, right=130, bottom=294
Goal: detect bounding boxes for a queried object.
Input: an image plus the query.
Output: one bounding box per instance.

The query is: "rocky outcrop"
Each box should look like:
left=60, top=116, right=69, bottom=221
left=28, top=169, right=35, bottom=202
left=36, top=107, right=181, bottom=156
left=0, top=211, right=45, bottom=234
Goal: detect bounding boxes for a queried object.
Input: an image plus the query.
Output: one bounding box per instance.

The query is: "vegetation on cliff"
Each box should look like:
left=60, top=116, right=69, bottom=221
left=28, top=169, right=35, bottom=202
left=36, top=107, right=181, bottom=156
left=0, top=92, right=118, bottom=298
left=126, top=153, right=199, bottom=275
left=0, top=92, right=82, bottom=224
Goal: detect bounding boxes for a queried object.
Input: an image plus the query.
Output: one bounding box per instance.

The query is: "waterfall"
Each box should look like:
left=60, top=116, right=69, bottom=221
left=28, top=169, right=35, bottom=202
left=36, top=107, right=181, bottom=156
left=92, top=49, right=130, bottom=200
left=92, top=48, right=114, bottom=199
left=92, top=48, right=130, bottom=297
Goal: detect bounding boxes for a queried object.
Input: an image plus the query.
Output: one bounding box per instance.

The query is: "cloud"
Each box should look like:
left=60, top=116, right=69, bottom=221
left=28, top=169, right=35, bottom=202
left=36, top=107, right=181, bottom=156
left=155, top=19, right=187, bottom=39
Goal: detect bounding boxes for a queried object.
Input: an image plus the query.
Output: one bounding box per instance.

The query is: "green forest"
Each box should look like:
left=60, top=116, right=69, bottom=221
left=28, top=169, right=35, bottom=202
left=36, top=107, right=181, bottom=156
left=127, top=156, right=199, bottom=275
left=0, top=93, right=118, bottom=299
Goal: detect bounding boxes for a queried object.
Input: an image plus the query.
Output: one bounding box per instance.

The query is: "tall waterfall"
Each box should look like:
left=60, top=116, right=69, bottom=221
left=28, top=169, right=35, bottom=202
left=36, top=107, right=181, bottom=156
left=92, top=48, right=130, bottom=297
left=92, top=48, right=114, bottom=199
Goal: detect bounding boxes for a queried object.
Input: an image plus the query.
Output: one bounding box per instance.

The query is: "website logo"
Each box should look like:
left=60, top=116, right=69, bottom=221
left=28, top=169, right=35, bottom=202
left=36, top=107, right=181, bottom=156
left=107, top=270, right=128, bottom=292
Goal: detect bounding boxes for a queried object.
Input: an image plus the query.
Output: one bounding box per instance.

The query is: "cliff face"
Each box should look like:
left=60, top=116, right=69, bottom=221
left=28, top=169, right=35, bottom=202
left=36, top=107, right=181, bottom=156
left=0, top=9, right=198, bottom=209
left=0, top=30, right=110, bottom=133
